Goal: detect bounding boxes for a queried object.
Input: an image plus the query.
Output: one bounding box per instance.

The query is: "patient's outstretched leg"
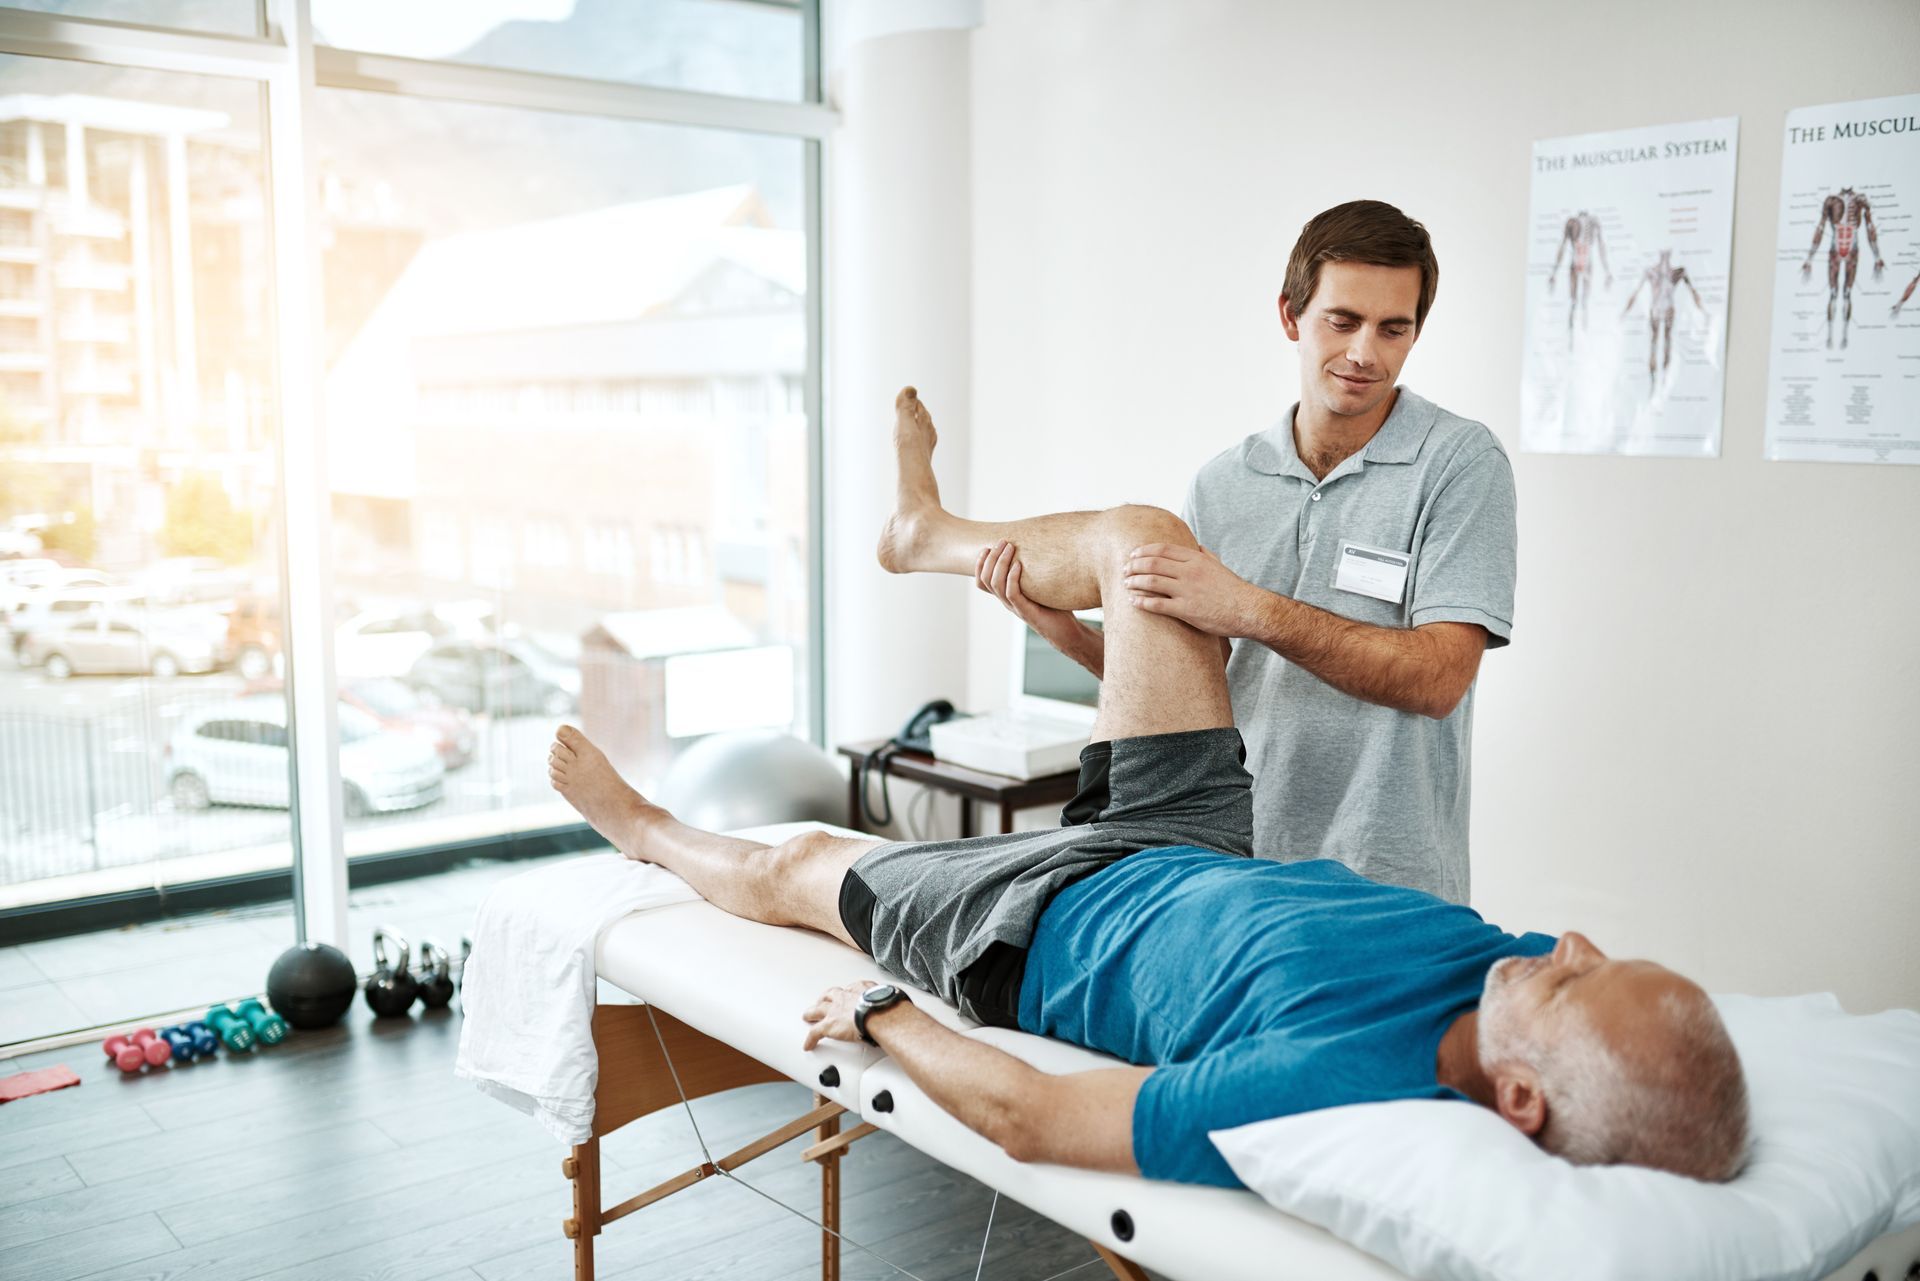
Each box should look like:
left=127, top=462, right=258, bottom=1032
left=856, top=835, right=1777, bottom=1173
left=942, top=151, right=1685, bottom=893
left=548, top=726, right=876, bottom=947
left=876, top=387, right=1231, bottom=743
left=547, top=387, right=1232, bottom=943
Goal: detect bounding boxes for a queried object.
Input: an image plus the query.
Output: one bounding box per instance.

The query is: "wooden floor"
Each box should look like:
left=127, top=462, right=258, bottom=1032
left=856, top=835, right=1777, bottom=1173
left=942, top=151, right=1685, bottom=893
left=0, top=1002, right=1165, bottom=1281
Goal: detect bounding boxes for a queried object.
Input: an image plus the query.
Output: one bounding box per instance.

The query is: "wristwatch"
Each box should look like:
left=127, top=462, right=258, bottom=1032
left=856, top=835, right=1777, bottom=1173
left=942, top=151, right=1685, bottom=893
left=853, top=984, right=909, bottom=1046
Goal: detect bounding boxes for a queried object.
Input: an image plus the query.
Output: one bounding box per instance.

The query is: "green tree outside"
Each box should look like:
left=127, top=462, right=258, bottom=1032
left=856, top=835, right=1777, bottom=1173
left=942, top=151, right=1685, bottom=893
left=37, top=508, right=95, bottom=562
left=160, top=473, right=254, bottom=564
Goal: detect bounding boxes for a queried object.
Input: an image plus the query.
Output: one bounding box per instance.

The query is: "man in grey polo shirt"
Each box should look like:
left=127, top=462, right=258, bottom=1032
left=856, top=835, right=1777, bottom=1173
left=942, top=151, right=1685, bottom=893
left=977, top=200, right=1514, bottom=902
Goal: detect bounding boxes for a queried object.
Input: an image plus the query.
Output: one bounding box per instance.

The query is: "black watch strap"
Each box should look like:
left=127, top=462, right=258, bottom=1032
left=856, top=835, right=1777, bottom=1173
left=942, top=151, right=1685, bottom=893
left=853, top=985, right=907, bottom=1046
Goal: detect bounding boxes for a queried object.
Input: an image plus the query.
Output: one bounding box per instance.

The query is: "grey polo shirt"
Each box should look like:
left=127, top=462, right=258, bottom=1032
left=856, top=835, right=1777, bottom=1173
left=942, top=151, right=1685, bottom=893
left=1183, top=387, right=1516, bottom=904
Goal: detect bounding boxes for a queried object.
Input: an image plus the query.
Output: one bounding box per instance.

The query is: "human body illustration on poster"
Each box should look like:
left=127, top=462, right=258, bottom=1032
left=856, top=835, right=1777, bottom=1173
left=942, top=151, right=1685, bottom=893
left=1764, top=93, right=1920, bottom=465
left=1521, top=117, right=1738, bottom=457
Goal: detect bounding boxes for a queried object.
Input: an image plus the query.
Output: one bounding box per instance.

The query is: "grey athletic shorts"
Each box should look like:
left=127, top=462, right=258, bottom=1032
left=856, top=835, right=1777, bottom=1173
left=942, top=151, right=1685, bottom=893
left=837, top=726, right=1254, bottom=1025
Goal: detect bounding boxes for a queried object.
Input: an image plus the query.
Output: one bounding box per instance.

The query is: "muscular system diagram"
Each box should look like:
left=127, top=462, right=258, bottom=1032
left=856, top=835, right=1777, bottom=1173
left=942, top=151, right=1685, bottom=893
left=1621, top=250, right=1705, bottom=394
left=1548, top=209, right=1611, bottom=342
left=1801, top=187, right=1884, bottom=348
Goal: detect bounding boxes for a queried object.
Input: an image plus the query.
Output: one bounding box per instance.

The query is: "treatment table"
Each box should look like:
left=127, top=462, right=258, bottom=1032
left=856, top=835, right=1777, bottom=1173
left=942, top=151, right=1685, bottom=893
left=563, top=824, right=1920, bottom=1281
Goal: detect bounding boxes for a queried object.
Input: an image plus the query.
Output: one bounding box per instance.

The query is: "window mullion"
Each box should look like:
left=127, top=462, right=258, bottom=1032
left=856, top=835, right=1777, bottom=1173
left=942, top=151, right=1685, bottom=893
left=312, top=45, right=835, bottom=141
left=0, top=6, right=288, bottom=79
left=262, top=0, right=347, bottom=948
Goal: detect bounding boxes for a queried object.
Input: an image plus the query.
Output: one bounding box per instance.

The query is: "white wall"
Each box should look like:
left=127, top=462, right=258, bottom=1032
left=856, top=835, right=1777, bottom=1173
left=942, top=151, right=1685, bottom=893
left=825, top=20, right=975, bottom=765
left=948, top=0, right=1919, bottom=1013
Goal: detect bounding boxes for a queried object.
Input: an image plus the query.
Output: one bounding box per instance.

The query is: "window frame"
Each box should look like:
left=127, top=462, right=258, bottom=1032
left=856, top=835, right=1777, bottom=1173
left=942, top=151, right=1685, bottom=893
left=0, top=0, right=831, bottom=949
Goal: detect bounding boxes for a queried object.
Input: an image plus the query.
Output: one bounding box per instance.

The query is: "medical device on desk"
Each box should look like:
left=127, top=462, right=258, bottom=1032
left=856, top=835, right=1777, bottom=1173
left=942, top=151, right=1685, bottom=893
left=929, top=614, right=1102, bottom=779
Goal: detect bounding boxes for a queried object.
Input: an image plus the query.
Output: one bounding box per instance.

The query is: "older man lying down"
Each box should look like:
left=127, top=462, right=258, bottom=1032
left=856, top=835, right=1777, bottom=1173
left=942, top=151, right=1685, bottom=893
left=546, top=388, right=1750, bottom=1189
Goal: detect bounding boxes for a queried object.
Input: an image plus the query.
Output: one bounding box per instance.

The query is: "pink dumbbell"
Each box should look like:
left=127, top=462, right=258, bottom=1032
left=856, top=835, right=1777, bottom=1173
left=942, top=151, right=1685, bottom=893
left=101, top=1027, right=171, bottom=1073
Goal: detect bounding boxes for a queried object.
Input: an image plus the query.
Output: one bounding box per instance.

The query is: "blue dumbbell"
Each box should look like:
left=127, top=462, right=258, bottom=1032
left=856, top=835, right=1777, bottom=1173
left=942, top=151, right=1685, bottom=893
left=159, top=1025, right=199, bottom=1062
left=188, top=1021, right=218, bottom=1057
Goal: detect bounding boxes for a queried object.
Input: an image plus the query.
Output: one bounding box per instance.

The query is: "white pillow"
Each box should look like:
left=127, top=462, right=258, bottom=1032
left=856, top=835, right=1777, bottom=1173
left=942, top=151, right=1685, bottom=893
left=1211, top=993, right=1920, bottom=1281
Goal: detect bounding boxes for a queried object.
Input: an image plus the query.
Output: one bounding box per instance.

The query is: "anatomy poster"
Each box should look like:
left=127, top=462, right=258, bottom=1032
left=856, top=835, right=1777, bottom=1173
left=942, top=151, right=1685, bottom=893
left=1521, top=118, right=1737, bottom=457
left=1764, top=93, right=1920, bottom=464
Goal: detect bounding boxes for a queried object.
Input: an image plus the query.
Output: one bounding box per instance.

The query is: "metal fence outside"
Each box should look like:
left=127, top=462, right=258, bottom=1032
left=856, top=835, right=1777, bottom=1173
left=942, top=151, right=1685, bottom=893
left=0, top=710, right=156, bottom=883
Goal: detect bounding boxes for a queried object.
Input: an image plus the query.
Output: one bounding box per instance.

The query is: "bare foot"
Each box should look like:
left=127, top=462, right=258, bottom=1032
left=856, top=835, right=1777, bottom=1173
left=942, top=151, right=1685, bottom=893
left=877, top=386, right=943, bottom=573
left=548, top=725, right=662, bottom=860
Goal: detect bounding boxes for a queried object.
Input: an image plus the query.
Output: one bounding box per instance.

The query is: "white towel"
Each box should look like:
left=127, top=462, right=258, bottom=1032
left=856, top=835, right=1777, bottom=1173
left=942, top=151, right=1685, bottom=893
left=455, top=853, right=700, bottom=1143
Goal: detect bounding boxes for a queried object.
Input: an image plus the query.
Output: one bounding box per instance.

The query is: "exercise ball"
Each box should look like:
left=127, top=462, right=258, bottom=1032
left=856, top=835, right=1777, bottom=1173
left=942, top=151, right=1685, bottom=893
left=657, top=730, right=847, bottom=832
left=266, top=941, right=358, bottom=1030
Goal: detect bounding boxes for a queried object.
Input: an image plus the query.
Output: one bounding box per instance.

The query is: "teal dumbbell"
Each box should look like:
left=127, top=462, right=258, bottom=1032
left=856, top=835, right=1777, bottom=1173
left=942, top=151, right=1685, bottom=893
left=206, top=1005, right=257, bottom=1052
left=235, top=998, right=288, bottom=1046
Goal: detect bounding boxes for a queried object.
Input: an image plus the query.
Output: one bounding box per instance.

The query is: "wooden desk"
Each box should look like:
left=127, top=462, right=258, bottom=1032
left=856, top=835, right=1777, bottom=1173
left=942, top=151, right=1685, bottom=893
left=837, top=739, right=1081, bottom=837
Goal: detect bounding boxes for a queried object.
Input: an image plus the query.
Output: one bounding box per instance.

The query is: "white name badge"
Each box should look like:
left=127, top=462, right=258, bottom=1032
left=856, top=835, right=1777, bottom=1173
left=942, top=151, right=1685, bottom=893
left=1333, top=541, right=1411, bottom=604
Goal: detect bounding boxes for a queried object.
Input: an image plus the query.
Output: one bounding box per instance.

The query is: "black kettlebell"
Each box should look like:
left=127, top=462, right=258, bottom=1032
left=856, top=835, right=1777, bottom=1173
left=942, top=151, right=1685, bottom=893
left=364, top=927, right=419, bottom=1017
left=415, top=938, right=455, bottom=1010
left=457, top=935, right=472, bottom=1012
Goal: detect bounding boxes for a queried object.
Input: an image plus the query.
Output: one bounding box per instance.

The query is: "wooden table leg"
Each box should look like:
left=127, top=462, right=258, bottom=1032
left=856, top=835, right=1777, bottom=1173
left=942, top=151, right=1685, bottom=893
left=565, top=1138, right=602, bottom=1280
left=959, top=796, right=974, bottom=838
left=1093, top=1241, right=1149, bottom=1281
left=816, top=1092, right=841, bottom=1281
left=999, top=801, right=1014, bottom=834
left=847, top=769, right=863, bottom=833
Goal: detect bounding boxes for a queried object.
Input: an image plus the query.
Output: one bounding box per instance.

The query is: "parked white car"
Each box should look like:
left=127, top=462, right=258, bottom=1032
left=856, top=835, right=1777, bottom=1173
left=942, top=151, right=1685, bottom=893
left=22, top=609, right=223, bottom=678
left=165, top=698, right=445, bottom=816
left=3, top=568, right=115, bottom=629
left=9, top=586, right=144, bottom=653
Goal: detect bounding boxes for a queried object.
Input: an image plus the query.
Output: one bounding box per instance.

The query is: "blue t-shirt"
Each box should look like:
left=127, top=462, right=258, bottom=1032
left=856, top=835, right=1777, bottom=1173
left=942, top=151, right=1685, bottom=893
left=1016, top=847, right=1556, bottom=1188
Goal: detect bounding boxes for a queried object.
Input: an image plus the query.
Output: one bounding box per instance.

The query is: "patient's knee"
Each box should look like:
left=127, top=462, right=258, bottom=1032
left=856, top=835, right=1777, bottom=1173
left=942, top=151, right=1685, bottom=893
left=1102, top=504, right=1195, bottom=553
left=762, top=830, right=835, bottom=889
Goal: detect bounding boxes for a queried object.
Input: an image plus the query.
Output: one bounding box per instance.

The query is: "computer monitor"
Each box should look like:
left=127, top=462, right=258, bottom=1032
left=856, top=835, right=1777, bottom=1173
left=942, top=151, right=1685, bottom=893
left=1009, top=611, right=1102, bottom=725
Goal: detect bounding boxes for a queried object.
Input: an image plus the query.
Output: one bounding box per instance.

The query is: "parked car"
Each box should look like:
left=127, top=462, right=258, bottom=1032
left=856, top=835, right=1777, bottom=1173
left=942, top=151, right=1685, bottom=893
left=20, top=610, right=222, bottom=678
left=407, top=637, right=579, bottom=717
left=245, top=675, right=477, bottom=772
left=0, top=557, right=60, bottom=590
left=4, top=571, right=117, bottom=640
left=9, top=586, right=137, bottom=653
left=335, top=606, right=447, bottom=680
left=217, top=599, right=481, bottom=683
left=223, top=592, right=281, bottom=681
left=165, top=697, right=445, bottom=817
left=135, top=557, right=248, bottom=607
left=341, top=676, right=477, bottom=770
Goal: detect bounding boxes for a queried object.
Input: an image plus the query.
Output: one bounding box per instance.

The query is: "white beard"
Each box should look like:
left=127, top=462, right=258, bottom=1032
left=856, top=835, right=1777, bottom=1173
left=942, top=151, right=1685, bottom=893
left=1476, top=954, right=1543, bottom=1068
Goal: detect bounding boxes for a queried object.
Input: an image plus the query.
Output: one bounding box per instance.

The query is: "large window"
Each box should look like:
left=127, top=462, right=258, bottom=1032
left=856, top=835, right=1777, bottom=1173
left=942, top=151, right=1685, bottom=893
left=318, top=90, right=810, bottom=853
left=0, top=0, right=824, bottom=1047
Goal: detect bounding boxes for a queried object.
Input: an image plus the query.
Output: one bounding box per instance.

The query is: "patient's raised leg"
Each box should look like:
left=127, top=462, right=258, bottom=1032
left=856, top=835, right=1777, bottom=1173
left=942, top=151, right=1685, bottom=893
left=548, top=387, right=1233, bottom=942
left=547, top=727, right=876, bottom=947
left=876, top=387, right=1230, bottom=743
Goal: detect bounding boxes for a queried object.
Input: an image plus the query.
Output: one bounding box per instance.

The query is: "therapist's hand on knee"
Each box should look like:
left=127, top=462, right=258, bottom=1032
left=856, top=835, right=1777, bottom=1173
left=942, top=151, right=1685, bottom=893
left=1126, top=543, right=1257, bottom=637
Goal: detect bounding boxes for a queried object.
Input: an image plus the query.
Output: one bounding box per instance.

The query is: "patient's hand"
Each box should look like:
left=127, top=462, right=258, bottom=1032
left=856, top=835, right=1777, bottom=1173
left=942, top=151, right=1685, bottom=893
left=802, top=981, right=880, bottom=1050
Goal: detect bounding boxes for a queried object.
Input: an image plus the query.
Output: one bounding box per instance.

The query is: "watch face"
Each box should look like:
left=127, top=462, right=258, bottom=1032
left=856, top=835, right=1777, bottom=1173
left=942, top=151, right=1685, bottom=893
left=861, top=984, right=898, bottom=1006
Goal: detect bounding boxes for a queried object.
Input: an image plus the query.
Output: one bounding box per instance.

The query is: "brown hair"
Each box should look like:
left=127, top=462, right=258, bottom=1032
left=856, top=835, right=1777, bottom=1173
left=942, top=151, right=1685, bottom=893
left=1282, top=200, right=1439, bottom=330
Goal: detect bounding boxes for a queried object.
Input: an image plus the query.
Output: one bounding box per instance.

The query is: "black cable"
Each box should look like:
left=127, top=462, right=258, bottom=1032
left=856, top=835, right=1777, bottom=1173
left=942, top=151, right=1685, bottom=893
left=859, top=743, right=900, bottom=828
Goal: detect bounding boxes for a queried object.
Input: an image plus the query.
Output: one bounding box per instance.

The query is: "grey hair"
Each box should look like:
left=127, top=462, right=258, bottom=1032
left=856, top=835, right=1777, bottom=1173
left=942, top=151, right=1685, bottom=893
left=1532, top=988, right=1752, bottom=1182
